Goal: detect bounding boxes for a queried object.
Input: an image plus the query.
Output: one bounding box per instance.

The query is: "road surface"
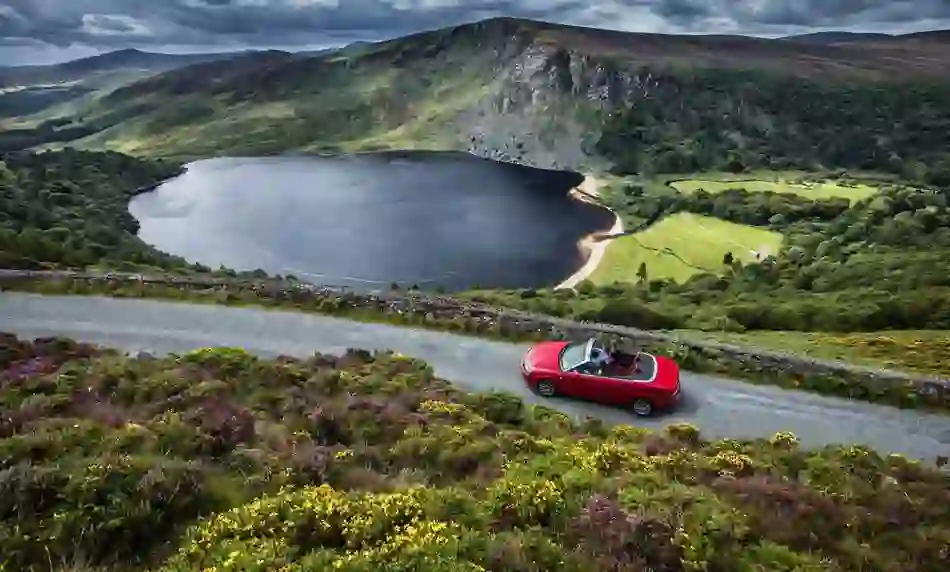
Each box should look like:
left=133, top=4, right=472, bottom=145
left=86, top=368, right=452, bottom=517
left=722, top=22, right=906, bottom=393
left=2, top=293, right=949, bottom=464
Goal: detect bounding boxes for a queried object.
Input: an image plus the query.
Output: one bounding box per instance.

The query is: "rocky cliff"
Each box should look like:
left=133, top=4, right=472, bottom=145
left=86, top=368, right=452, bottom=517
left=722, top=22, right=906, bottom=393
left=459, top=42, right=652, bottom=170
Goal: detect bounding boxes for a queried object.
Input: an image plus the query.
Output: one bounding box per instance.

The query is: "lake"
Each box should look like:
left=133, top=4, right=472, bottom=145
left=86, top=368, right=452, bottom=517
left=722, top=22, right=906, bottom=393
left=129, top=152, right=614, bottom=291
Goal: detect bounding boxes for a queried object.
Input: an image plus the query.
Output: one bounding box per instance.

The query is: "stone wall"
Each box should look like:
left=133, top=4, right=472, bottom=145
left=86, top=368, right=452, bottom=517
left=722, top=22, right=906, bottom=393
left=2, top=269, right=946, bottom=405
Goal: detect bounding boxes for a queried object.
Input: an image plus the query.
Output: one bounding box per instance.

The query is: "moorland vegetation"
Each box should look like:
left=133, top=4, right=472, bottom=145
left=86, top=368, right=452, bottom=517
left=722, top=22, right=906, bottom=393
left=2, top=334, right=948, bottom=572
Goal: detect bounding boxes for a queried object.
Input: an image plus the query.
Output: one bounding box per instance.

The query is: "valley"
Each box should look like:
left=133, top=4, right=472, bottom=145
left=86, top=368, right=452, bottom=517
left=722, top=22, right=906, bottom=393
left=2, top=16, right=948, bottom=364
left=2, top=14, right=950, bottom=572
left=3, top=15, right=949, bottom=370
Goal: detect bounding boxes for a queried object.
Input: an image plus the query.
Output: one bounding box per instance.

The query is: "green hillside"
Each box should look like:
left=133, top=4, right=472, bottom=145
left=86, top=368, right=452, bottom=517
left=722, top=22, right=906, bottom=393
left=2, top=336, right=947, bottom=572
left=0, top=49, right=242, bottom=129
left=0, top=17, right=943, bottom=184
left=471, top=170, right=950, bottom=335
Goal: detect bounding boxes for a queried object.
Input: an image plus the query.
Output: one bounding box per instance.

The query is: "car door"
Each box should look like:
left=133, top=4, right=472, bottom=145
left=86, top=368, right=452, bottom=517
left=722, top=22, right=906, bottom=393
left=551, top=370, right=585, bottom=399
left=609, top=377, right=648, bottom=406
left=577, top=365, right=635, bottom=405
left=588, top=372, right=636, bottom=406
left=564, top=364, right=606, bottom=402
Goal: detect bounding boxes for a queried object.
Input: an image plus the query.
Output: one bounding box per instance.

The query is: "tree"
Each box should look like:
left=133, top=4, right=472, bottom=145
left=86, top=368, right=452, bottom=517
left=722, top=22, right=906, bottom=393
left=725, top=153, right=746, bottom=173
left=0, top=149, right=189, bottom=271
left=636, top=262, right=648, bottom=283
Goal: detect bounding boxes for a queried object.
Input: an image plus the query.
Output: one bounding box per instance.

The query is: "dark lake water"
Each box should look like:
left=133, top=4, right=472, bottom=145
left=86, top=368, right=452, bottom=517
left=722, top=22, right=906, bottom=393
left=129, top=152, right=613, bottom=291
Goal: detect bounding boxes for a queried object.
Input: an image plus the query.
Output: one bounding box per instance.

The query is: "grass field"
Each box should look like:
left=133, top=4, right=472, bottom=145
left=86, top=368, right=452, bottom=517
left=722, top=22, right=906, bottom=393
left=589, top=212, right=784, bottom=284
left=669, top=176, right=879, bottom=203
left=671, top=329, right=950, bottom=378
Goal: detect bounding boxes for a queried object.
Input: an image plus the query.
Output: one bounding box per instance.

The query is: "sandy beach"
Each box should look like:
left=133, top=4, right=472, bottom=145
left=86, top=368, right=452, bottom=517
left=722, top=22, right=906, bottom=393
left=555, top=176, right=624, bottom=290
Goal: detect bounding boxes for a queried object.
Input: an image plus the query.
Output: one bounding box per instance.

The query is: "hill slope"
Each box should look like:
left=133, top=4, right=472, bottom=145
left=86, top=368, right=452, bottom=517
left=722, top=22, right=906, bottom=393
left=2, top=335, right=948, bottom=571
left=0, top=49, right=257, bottom=126
left=778, top=29, right=950, bottom=45
left=779, top=31, right=896, bottom=44
left=0, top=49, right=230, bottom=88
left=24, top=17, right=950, bottom=178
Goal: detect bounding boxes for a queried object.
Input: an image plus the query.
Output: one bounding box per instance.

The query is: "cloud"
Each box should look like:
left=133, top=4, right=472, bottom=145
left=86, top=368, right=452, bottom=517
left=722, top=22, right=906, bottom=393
left=1, top=0, right=949, bottom=65
left=81, top=14, right=153, bottom=37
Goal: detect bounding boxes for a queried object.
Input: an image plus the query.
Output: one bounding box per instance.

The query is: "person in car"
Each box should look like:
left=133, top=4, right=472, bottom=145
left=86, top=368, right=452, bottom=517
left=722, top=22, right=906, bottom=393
left=591, top=345, right=614, bottom=367
left=594, top=343, right=645, bottom=376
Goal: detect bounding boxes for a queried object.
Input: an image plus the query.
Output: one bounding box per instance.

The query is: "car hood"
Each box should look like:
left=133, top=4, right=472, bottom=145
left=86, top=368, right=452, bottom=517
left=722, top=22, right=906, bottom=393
left=526, top=341, right=569, bottom=371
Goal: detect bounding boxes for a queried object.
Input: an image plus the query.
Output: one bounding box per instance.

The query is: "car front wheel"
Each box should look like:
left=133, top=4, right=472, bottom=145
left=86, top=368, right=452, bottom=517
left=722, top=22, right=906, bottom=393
left=534, top=379, right=557, bottom=397
left=631, top=398, right=653, bottom=417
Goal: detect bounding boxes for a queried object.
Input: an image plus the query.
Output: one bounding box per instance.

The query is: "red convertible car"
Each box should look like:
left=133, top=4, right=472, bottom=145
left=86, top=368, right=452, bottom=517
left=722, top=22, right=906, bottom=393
left=520, top=338, right=681, bottom=416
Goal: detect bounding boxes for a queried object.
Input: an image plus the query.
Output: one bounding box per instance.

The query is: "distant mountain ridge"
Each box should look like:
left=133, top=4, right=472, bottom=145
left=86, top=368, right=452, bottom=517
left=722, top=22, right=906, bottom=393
left=6, top=21, right=949, bottom=80
left=780, top=29, right=950, bottom=44
left=6, top=16, right=950, bottom=181
left=0, top=47, right=287, bottom=126
left=0, top=49, right=255, bottom=87
left=779, top=31, right=895, bottom=44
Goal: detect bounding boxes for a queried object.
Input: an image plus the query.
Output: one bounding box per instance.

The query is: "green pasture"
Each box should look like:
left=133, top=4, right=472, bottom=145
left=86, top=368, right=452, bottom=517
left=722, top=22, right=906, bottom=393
left=590, top=212, right=784, bottom=284
left=669, top=176, right=879, bottom=203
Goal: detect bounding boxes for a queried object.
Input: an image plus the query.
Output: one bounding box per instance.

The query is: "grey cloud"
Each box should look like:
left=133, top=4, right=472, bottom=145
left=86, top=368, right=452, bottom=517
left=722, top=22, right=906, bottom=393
left=1, top=0, right=589, bottom=47
left=651, top=0, right=713, bottom=24
left=644, top=0, right=950, bottom=32
left=744, top=0, right=950, bottom=27
left=83, top=15, right=140, bottom=34
left=0, top=0, right=948, bottom=65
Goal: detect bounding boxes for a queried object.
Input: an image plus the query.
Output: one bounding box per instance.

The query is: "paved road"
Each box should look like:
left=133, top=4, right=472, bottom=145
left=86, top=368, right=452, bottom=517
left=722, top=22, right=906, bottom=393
left=3, top=293, right=950, bottom=464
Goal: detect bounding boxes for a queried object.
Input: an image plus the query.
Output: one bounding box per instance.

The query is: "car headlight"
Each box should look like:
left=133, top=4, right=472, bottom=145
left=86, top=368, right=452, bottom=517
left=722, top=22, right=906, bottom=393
left=522, top=358, right=533, bottom=373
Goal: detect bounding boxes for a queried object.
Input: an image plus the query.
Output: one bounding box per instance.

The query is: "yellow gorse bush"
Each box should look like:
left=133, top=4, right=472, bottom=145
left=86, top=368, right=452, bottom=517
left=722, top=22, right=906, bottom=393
left=486, top=476, right=566, bottom=525
left=769, top=431, right=800, bottom=448
left=327, top=520, right=467, bottom=568
left=418, top=399, right=470, bottom=418
left=710, top=451, right=756, bottom=476
left=164, top=485, right=432, bottom=569
left=160, top=484, right=485, bottom=572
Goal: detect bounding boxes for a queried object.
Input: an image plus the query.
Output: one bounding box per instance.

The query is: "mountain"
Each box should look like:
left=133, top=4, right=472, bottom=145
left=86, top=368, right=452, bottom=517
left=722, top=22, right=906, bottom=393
left=779, top=31, right=895, bottom=44
left=0, top=49, right=250, bottom=125
left=0, top=48, right=238, bottom=87
left=900, top=29, right=950, bottom=42
left=13, top=17, right=950, bottom=180
left=781, top=29, right=950, bottom=45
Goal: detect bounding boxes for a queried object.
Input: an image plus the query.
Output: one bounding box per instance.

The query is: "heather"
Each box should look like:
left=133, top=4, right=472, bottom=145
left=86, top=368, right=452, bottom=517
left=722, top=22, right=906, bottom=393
left=1, top=333, right=948, bottom=572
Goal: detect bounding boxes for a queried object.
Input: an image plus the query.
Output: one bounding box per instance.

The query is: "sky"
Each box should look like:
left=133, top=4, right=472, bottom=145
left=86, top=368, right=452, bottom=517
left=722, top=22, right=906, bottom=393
left=1, top=0, right=949, bottom=66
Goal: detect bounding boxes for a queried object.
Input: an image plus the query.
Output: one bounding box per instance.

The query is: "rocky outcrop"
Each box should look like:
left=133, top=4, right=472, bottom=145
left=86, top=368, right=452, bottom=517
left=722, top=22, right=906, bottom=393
left=454, top=34, right=678, bottom=172
left=2, top=269, right=947, bottom=410
left=457, top=40, right=652, bottom=171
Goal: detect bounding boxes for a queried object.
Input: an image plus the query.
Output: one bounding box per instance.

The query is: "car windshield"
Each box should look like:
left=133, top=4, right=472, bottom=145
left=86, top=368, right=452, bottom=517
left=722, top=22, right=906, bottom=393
left=558, top=341, right=590, bottom=371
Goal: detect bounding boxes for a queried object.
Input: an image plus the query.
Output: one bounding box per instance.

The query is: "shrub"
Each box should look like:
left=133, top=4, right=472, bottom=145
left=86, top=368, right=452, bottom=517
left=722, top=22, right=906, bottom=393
left=0, top=333, right=947, bottom=571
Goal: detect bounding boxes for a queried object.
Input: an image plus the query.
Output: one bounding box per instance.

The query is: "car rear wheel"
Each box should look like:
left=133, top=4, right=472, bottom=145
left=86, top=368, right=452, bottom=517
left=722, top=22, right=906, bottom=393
left=535, top=380, right=557, bottom=397
left=631, top=398, right=653, bottom=417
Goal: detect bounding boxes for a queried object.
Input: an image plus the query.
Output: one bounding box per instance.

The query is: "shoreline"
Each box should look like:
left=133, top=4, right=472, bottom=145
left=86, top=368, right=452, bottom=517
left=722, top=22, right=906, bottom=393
left=555, top=176, right=624, bottom=290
